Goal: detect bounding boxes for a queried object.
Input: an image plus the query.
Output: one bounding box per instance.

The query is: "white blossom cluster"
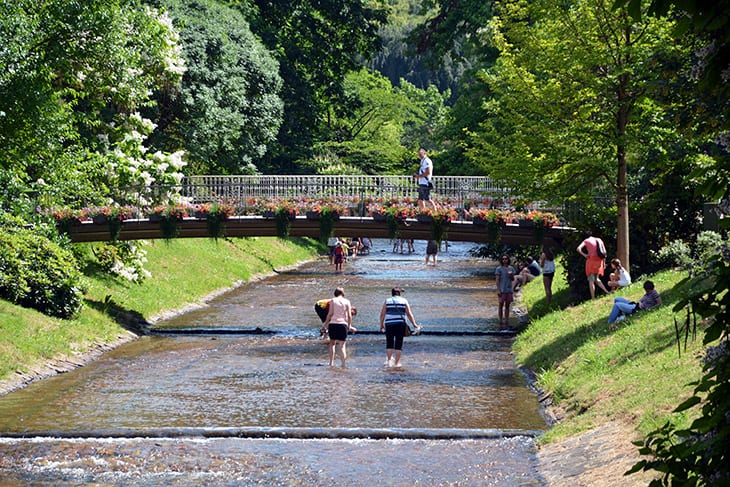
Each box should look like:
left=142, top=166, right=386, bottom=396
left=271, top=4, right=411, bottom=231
left=108, top=241, right=152, bottom=283
left=145, top=6, right=186, bottom=78
left=102, top=111, right=187, bottom=206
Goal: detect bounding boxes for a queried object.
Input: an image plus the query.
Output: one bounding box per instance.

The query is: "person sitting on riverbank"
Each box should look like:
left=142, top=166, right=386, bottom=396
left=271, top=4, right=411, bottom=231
left=607, top=280, right=661, bottom=324
left=608, top=258, right=631, bottom=291
left=513, top=256, right=541, bottom=292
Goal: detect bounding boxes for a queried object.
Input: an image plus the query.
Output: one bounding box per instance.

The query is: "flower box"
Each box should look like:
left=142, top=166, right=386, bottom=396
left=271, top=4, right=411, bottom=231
left=417, top=214, right=434, bottom=224
left=372, top=213, right=387, bottom=222
left=305, top=210, right=320, bottom=220
left=262, top=210, right=275, bottom=219
left=92, top=215, right=108, bottom=224
left=472, top=216, right=487, bottom=226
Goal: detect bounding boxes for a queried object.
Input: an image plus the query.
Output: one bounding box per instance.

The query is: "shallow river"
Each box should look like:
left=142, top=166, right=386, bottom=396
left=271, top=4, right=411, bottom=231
left=0, top=240, right=548, bottom=485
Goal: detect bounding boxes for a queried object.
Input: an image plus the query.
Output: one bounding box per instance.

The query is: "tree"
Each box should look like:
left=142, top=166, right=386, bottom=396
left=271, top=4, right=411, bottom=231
left=464, top=0, right=681, bottom=271
left=0, top=0, right=186, bottom=211
left=611, top=1, right=730, bottom=484
left=369, top=0, right=469, bottom=97
left=412, top=0, right=495, bottom=65
left=304, top=68, right=449, bottom=174
left=236, top=0, right=388, bottom=173
left=148, top=0, right=283, bottom=175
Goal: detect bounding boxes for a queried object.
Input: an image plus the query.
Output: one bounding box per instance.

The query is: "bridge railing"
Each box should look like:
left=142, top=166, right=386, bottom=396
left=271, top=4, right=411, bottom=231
left=179, top=175, right=512, bottom=205
left=113, top=175, right=558, bottom=216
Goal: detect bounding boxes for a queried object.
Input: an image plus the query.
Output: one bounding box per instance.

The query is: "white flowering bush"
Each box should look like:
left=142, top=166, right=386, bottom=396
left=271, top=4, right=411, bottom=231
left=102, top=111, right=187, bottom=207
left=93, top=241, right=152, bottom=283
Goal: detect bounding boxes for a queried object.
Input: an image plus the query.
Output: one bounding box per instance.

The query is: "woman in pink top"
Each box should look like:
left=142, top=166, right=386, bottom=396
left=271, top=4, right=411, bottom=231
left=576, top=232, right=610, bottom=299
left=322, top=287, right=357, bottom=368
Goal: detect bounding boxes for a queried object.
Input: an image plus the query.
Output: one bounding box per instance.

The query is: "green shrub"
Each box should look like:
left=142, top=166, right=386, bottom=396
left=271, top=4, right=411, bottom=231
left=0, top=225, right=84, bottom=318
left=652, top=239, right=692, bottom=268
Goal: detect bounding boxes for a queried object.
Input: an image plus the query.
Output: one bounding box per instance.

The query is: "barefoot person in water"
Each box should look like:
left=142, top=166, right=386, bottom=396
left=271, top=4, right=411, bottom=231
left=322, top=287, right=356, bottom=368
left=379, top=287, right=421, bottom=368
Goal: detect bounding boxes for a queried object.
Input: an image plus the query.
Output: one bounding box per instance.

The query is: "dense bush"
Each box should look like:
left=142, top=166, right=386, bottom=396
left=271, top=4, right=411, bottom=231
left=0, top=221, right=84, bottom=318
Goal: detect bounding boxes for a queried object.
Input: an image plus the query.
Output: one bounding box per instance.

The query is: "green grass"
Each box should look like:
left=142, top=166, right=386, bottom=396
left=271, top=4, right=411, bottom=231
left=515, top=266, right=706, bottom=443
left=0, top=237, right=322, bottom=387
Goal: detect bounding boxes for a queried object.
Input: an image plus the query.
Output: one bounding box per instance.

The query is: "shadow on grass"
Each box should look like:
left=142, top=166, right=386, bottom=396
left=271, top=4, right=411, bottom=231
left=85, top=296, right=150, bottom=336
left=519, top=286, right=682, bottom=371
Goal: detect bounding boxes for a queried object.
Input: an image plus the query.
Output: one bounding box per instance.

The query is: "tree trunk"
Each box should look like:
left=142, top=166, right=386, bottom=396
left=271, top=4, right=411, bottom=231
left=616, top=68, right=631, bottom=270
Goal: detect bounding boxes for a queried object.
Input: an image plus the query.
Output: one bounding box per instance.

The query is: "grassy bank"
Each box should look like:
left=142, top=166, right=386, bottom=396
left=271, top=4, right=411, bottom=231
left=0, top=237, right=322, bottom=391
left=515, top=266, right=707, bottom=444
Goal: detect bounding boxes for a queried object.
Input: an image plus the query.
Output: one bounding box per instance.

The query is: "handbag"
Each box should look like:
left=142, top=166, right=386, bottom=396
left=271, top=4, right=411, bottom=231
left=428, top=181, right=434, bottom=189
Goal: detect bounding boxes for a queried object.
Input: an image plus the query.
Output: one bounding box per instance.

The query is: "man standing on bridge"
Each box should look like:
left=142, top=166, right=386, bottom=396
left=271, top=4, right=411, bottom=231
left=413, top=148, right=437, bottom=211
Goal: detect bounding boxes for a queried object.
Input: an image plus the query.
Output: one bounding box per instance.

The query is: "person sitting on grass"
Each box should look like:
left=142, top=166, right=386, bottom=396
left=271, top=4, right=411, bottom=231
left=608, top=258, right=631, bottom=291
left=607, top=280, right=661, bottom=324
left=513, top=256, right=541, bottom=292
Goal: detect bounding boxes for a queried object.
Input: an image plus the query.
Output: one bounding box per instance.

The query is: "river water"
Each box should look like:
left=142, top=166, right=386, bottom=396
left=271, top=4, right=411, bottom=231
left=0, top=240, right=547, bottom=485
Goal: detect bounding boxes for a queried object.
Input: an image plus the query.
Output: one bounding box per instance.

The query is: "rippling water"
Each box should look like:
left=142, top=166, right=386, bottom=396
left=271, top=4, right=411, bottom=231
left=0, top=239, right=547, bottom=485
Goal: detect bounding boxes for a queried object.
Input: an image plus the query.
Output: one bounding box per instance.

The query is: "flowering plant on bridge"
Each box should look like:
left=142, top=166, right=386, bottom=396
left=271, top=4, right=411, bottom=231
left=417, top=206, right=458, bottom=223
left=469, top=207, right=509, bottom=243
left=419, top=206, right=458, bottom=244
left=305, top=198, right=347, bottom=219
left=468, top=207, right=509, bottom=225
left=150, top=203, right=190, bottom=240
left=526, top=210, right=560, bottom=227
left=203, top=201, right=237, bottom=239
left=48, top=207, right=88, bottom=235
left=88, top=205, right=139, bottom=241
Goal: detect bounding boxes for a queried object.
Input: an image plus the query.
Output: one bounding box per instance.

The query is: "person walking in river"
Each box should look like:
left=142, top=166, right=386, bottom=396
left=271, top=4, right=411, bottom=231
left=495, top=255, right=516, bottom=327
left=425, top=239, right=439, bottom=265
left=379, top=287, right=421, bottom=368
left=322, top=287, right=356, bottom=368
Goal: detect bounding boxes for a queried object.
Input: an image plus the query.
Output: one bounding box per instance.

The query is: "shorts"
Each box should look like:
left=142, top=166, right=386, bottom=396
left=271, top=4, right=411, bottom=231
left=543, top=272, right=555, bottom=278
left=385, top=322, right=406, bottom=350
left=417, top=184, right=431, bottom=201
left=328, top=323, right=348, bottom=341
left=498, top=292, right=514, bottom=304
left=426, top=240, right=438, bottom=255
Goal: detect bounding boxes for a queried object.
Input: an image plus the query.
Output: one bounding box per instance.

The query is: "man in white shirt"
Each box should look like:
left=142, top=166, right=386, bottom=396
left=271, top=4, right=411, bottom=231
left=413, top=148, right=437, bottom=211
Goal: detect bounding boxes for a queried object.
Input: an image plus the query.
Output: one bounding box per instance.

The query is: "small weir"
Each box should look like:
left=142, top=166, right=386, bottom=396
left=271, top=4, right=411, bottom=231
left=0, top=241, right=548, bottom=485
left=147, top=328, right=517, bottom=336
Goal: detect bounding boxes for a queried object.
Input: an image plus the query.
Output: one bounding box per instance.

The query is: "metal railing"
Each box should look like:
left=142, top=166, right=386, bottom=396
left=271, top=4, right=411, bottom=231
left=110, top=175, right=561, bottom=216
left=179, top=175, right=511, bottom=204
